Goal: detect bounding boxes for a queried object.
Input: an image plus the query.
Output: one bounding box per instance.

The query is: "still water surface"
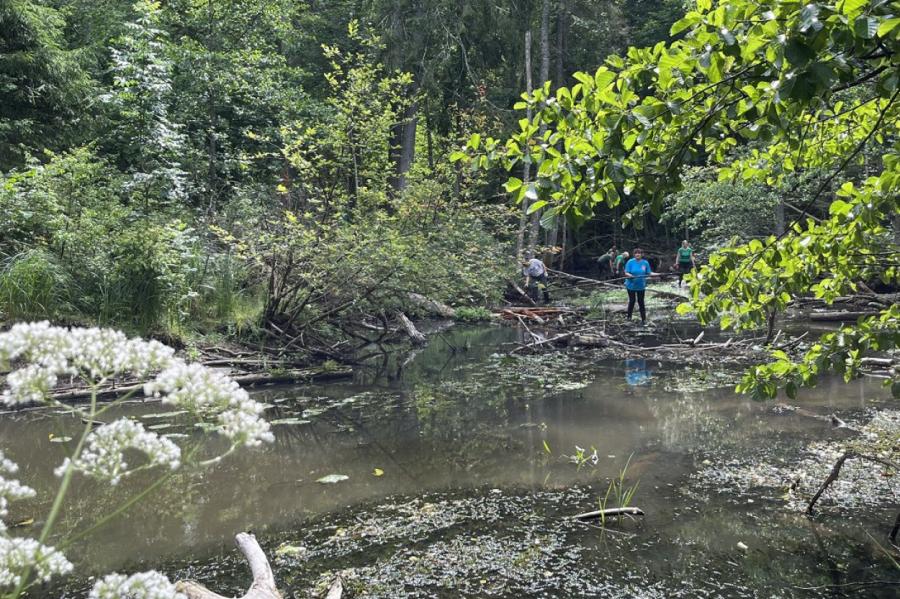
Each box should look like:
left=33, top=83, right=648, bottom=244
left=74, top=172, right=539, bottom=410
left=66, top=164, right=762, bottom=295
left=2, top=326, right=897, bottom=597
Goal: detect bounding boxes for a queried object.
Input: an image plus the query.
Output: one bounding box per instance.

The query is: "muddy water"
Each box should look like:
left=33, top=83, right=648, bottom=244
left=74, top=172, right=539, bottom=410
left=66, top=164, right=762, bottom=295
left=2, top=325, right=898, bottom=597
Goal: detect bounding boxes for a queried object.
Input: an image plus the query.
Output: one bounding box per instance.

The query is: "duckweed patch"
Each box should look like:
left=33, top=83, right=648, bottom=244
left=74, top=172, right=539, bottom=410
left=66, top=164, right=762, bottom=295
left=692, top=410, right=900, bottom=511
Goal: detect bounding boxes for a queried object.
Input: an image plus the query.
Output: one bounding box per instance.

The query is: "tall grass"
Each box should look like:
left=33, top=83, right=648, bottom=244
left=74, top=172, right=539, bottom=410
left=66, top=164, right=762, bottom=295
left=0, top=250, right=72, bottom=321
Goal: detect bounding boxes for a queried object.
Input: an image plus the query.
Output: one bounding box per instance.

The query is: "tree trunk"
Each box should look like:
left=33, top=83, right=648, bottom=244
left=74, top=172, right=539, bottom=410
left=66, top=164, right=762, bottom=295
left=556, top=0, right=568, bottom=87
left=424, top=104, right=435, bottom=171
left=516, top=30, right=534, bottom=259
left=390, top=98, right=418, bottom=194
left=177, top=533, right=282, bottom=599
left=775, top=196, right=785, bottom=236
left=526, top=0, right=551, bottom=257
left=893, top=213, right=900, bottom=247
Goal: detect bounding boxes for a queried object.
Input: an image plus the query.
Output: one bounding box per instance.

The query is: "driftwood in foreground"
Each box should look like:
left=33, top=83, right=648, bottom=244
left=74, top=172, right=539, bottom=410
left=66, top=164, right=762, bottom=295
left=573, top=507, right=645, bottom=521
left=177, top=533, right=283, bottom=599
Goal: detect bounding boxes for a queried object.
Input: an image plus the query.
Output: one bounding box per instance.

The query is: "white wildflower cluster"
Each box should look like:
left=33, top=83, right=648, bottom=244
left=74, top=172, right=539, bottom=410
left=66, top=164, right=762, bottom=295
left=0, top=451, right=35, bottom=532
left=89, top=570, right=185, bottom=599
left=1, top=323, right=272, bottom=470
left=0, top=322, right=176, bottom=406
left=1, top=323, right=272, bottom=447
left=145, top=363, right=273, bottom=447
left=0, top=537, right=73, bottom=588
left=56, top=419, right=181, bottom=485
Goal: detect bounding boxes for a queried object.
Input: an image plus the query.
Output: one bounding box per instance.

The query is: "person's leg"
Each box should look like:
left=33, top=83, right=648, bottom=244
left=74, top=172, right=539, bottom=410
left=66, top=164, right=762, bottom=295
left=637, top=290, right=646, bottom=323
left=626, top=290, right=636, bottom=319
left=539, top=274, right=550, bottom=303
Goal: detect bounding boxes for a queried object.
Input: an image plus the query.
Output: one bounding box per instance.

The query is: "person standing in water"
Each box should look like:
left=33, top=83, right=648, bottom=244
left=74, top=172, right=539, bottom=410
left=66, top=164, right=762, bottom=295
left=674, top=240, right=696, bottom=287
left=624, top=248, right=656, bottom=324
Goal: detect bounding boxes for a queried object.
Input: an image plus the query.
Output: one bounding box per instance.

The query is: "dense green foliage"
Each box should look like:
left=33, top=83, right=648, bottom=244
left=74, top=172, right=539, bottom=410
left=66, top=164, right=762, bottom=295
left=457, top=0, right=899, bottom=396
left=1, top=0, right=683, bottom=344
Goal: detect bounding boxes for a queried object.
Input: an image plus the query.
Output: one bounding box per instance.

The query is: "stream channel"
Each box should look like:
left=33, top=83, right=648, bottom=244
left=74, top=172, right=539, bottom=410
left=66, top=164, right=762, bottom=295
left=3, top=324, right=898, bottom=597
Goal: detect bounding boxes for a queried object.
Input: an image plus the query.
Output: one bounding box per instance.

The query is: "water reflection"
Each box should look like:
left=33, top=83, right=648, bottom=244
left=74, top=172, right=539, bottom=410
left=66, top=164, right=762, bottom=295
left=624, top=358, right=652, bottom=386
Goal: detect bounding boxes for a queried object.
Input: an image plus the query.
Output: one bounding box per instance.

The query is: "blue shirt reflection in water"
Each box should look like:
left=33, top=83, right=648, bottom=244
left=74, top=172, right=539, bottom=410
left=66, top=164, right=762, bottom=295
left=625, top=359, right=651, bottom=386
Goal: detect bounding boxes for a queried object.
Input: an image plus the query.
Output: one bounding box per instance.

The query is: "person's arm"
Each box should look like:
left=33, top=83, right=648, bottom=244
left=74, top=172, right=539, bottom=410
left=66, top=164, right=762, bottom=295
left=691, top=251, right=696, bottom=266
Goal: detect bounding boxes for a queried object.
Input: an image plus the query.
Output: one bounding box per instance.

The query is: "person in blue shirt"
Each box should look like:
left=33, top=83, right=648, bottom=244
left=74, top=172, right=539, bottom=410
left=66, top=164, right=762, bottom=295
left=623, top=248, right=657, bottom=324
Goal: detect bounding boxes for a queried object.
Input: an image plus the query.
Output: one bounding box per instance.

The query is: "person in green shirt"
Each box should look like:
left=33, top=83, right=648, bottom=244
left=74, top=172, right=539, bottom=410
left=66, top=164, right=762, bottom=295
left=614, top=251, right=629, bottom=275
left=597, top=247, right=616, bottom=278
left=674, top=240, right=696, bottom=287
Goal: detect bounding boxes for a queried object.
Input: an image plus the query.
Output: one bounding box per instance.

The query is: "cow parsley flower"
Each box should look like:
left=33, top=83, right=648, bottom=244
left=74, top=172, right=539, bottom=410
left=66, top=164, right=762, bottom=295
left=145, top=363, right=273, bottom=447
left=0, top=537, right=72, bottom=588
left=0, top=452, right=35, bottom=532
left=1, top=365, right=59, bottom=406
left=89, top=571, right=185, bottom=599
left=1, top=323, right=272, bottom=452
left=0, top=322, right=177, bottom=406
left=55, top=419, right=181, bottom=485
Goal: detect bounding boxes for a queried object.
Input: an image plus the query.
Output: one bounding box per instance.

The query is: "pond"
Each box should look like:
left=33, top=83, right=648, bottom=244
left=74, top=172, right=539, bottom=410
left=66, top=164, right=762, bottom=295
left=2, top=325, right=898, bottom=597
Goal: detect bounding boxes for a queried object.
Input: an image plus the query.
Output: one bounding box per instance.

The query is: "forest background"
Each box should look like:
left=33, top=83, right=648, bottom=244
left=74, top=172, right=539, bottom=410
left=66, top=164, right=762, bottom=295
left=1, top=0, right=897, bottom=400
left=0, top=0, right=691, bottom=338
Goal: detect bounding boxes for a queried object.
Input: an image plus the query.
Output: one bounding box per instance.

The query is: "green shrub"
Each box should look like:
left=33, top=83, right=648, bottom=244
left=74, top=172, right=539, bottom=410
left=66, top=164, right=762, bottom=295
left=454, top=306, right=493, bottom=322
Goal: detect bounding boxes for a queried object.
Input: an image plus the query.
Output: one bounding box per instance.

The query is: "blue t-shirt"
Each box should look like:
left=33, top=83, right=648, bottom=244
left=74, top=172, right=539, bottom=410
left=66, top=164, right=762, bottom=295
left=624, top=258, right=651, bottom=291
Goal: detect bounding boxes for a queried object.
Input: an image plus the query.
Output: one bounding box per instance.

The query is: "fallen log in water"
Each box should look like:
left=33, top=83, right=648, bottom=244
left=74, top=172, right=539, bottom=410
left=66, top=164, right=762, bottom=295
left=809, top=311, right=880, bottom=322
left=177, top=533, right=283, bottom=599
left=396, top=311, right=427, bottom=346
left=572, top=507, right=645, bottom=521
left=408, top=293, right=456, bottom=318
left=546, top=269, right=687, bottom=301
left=42, top=367, right=354, bottom=403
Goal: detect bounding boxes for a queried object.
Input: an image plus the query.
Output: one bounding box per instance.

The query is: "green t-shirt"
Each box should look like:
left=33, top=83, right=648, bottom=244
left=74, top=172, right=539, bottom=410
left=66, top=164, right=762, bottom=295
left=678, top=247, right=693, bottom=263
left=615, top=253, right=627, bottom=267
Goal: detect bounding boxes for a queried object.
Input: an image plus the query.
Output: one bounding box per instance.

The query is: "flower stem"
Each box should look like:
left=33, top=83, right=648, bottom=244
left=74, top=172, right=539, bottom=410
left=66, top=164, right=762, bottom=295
left=59, top=442, right=203, bottom=551
left=11, top=389, right=98, bottom=598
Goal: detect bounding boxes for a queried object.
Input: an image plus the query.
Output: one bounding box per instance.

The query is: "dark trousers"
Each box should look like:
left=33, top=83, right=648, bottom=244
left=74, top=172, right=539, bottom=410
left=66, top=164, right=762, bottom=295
left=677, top=262, right=693, bottom=285
left=528, top=274, right=550, bottom=303
left=627, top=289, right=646, bottom=322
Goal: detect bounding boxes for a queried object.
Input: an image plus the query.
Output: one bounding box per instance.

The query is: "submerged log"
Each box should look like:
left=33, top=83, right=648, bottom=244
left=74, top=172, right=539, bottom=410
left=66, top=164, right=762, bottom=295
left=573, top=507, right=645, bottom=521
left=396, top=312, right=427, bottom=346
left=571, top=333, right=610, bottom=347
left=42, top=367, right=354, bottom=403
left=408, top=293, right=456, bottom=318
left=177, top=533, right=281, bottom=599
left=809, top=311, right=880, bottom=321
